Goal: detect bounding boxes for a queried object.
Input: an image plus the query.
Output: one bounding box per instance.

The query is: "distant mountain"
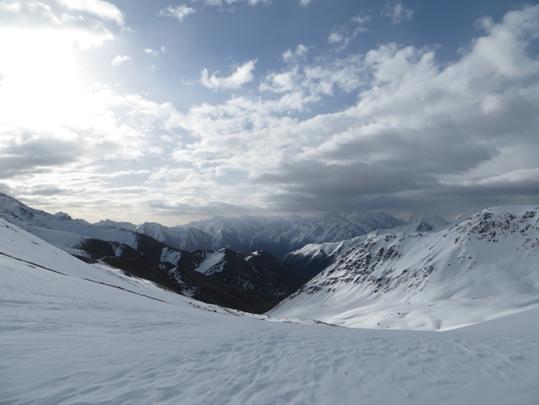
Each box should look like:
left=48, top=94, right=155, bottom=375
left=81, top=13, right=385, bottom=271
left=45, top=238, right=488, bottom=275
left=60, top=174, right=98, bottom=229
left=136, top=222, right=214, bottom=252
left=136, top=211, right=406, bottom=257
left=0, top=193, right=295, bottom=313
left=271, top=206, right=539, bottom=330
left=95, top=219, right=137, bottom=232
left=405, top=213, right=450, bottom=232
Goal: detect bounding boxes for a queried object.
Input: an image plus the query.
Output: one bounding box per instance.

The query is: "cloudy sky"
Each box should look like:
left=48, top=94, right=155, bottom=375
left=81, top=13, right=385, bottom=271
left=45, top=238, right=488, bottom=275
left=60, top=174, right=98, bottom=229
left=0, top=0, right=538, bottom=224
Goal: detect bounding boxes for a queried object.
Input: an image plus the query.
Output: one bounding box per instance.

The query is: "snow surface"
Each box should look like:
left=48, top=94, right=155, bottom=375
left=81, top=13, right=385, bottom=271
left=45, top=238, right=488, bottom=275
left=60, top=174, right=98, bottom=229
left=272, top=206, right=539, bottom=331
left=2, top=216, right=539, bottom=404
left=195, top=250, right=226, bottom=275
left=160, top=247, right=182, bottom=265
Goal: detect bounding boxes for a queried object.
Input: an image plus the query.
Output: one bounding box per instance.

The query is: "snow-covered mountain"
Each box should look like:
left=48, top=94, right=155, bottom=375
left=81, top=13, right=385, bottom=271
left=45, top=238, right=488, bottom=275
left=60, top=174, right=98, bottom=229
left=137, top=211, right=406, bottom=257
left=0, top=193, right=138, bottom=255
left=402, top=213, right=450, bottom=232
left=136, top=221, right=215, bottom=251
left=95, top=219, right=137, bottom=231
left=0, top=193, right=295, bottom=313
left=271, top=206, right=539, bottom=330
left=3, top=211, right=539, bottom=405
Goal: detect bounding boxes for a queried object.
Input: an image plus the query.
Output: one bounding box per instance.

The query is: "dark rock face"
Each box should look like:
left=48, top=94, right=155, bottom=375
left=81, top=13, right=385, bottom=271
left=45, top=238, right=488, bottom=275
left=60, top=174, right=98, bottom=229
left=283, top=251, right=334, bottom=288
left=416, top=221, right=434, bottom=232
left=78, top=235, right=297, bottom=314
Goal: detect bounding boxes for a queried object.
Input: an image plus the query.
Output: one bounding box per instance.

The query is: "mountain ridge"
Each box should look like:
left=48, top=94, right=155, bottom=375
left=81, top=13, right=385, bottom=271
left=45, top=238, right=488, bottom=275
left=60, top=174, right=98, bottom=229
left=271, top=205, right=539, bottom=330
left=0, top=193, right=297, bottom=313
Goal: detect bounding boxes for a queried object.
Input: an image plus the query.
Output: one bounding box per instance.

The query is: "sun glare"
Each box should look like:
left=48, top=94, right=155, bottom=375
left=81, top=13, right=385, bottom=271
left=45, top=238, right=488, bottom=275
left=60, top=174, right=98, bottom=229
left=0, top=27, right=104, bottom=134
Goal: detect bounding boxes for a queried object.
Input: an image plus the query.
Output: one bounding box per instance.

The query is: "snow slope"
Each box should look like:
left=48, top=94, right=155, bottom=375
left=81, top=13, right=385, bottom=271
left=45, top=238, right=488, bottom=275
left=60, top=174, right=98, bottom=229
left=195, top=250, right=226, bottom=275
left=2, top=216, right=539, bottom=404
left=0, top=193, right=137, bottom=254
left=272, top=206, right=539, bottom=330
left=0, top=217, right=193, bottom=305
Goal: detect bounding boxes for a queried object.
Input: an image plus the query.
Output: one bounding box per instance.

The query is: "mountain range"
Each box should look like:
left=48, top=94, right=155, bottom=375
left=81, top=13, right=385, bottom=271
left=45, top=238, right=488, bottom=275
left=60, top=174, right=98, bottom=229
left=135, top=212, right=410, bottom=257
left=0, top=193, right=445, bottom=312
left=0, top=193, right=297, bottom=313
left=271, top=205, right=539, bottom=330
left=2, top=192, right=538, bottom=332
left=3, top=207, right=539, bottom=405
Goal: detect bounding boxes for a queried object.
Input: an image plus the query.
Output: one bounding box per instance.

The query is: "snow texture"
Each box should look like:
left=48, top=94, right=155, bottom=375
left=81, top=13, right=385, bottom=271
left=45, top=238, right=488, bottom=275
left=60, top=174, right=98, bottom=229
left=2, top=215, right=539, bottom=404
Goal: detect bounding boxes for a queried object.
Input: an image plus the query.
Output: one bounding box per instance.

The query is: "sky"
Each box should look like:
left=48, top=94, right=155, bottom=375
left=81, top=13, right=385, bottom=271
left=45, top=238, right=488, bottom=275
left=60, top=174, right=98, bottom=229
left=0, top=0, right=538, bottom=225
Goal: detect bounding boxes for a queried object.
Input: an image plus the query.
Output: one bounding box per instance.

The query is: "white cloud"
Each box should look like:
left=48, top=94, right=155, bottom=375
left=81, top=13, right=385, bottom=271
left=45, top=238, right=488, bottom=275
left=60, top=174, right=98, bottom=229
left=0, top=1, right=61, bottom=23
left=327, top=13, right=370, bottom=50
left=158, top=4, right=196, bottom=21
left=143, top=46, right=167, bottom=57
left=328, top=32, right=343, bottom=44
left=384, top=1, right=413, bottom=24
left=198, top=0, right=313, bottom=9
left=55, top=0, right=124, bottom=25
left=201, top=0, right=268, bottom=6
left=200, top=59, right=257, bottom=90
left=283, top=44, right=308, bottom=62
left=263, top=53, right=366, bottom=96
left=259, top=71, right=297, bottom=93
left=111, top=54, right=131, bottom=66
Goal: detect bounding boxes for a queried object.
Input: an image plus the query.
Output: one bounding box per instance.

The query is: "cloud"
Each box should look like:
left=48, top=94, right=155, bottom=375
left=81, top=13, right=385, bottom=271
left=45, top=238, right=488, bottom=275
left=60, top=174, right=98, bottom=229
left=200, top=59, right=257, bottom=90
left=158, top=4, right=196, bottom=21
left=111, top=54, right=131, bottom=66
left=55, top=0, right=124, bottom=25
left=259, top=71, right=297, bottom=93
left=0, top=1, right=61, bottom=23
left=0, top=133, right=82, bottom=179
left=3, top=3, right=539, bottom=222
left=0, top=1, right=117, bottom=48
left=383, top=1, right=413, bottom=24
left=283, top=44, right=308, bottom=63
left=197, top=0, right=312, bottom=9
left=173, top=5, right=539, bottom=217
left=200, top=0, right=268, bottom=7
left=327, top=13, right=370, bottom=50
left=143, top=46, right=167, bottom=57
left=149, top=200, right=260, bottom=217
left=328, top=32, right=344, bottom=44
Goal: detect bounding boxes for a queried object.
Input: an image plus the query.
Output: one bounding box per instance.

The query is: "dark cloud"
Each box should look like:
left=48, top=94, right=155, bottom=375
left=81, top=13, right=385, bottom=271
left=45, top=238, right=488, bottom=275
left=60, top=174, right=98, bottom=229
left=149, top=200, right=262, bottom=217
left=0, top=137, right=82, bottom=178
left=260, top=161, right=539, bottom=216
left=252, top=6, right=539, bottom=217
